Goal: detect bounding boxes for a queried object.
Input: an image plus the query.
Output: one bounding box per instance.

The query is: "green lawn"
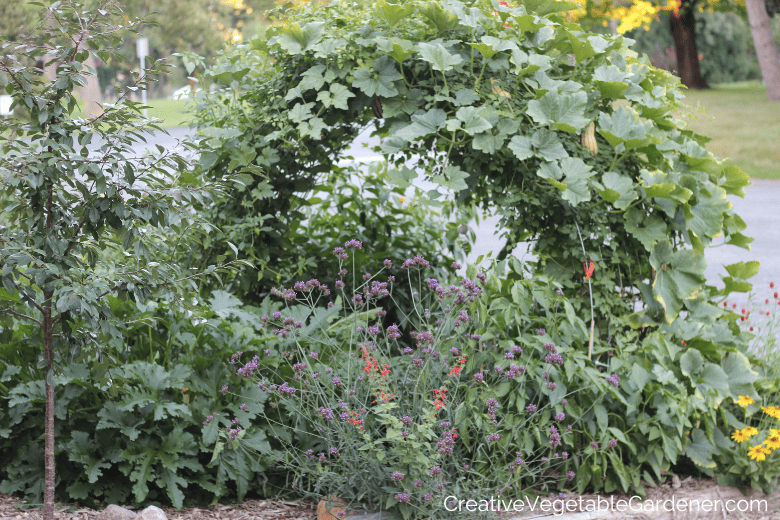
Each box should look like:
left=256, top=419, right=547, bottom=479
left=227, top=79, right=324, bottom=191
left=71, top=98, right=196, bottom=128
left=677, top=81, right=780, bottom=180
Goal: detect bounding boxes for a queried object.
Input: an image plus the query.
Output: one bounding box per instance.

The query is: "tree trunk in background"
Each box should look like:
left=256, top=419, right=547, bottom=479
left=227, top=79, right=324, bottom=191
left=745, top=0, right=780, bottom=101
left=669, top=0, right=709, bottom=89
left=78, top=53, right=104, bottom=118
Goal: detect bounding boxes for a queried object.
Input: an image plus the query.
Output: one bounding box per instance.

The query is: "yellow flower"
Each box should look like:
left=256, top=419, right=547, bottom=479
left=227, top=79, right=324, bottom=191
left=770, top=428, right=780, bottom=438
left=761, top=406, right=780, bottom=419
left=748, top=445, right=772, bottom=461
left=737, top=395, right=755, bottom=407
left=732, top=430, right=749, bottom=443
left=764, top=435, right=780, bottom=451
left=399, top=197, right=405, bottom=205
left=742, top=426, right=759, bottom=437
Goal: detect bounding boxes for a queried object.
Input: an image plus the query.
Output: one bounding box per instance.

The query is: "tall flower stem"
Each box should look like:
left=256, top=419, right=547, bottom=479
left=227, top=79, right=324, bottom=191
left=575, top=221, right=595, bottom=359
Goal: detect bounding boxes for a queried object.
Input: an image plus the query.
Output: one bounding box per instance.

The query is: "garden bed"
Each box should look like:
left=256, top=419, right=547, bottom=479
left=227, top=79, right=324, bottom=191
left=2, top=478, right=778, bottom=520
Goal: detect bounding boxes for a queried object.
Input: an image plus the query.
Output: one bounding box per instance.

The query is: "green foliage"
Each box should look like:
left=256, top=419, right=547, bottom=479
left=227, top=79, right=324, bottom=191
left=193, top=0, right=751, bottom=340
left=0, top=295, right=280, bottom=507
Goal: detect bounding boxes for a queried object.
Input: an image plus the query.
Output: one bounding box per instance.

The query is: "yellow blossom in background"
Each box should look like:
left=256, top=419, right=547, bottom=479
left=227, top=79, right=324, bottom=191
left=762, top=406, right=780, bottom=419
left=732, top=430, right=749, bottom=443
left=611, top=0, right=661, bottom=33
left=737, top=395, right=755, bottom=407
left=765, top=434, right=780, bottom=451
left=771, top=428, right=780, bottom=438
left=748, top=445, right=772, bottom=461
left=399, top=197, right=405, bottom=205
left=743, top=426, right=759, bottom=437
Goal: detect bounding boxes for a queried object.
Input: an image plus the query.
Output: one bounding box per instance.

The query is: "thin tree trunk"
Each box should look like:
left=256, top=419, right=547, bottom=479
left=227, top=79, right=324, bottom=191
left=669, top=0, right=709, bottom=89
left=745, top=0, right=780, bottom=101
left=43, top=191, right=55, bottom=520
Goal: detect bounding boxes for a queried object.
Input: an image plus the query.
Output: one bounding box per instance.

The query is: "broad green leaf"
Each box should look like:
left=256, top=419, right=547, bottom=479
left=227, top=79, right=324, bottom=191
left=432, top=165, right=468, bottom=191
left=721, top=352, right=757, bottom=398
left=527, top=90, right=588, bottom=133
left=598, top=106, right=655, bottom=149
left=419, top=2, right=460, bottom=32
left=624, top=207, right=667, bottom=250
left=375, top=0, right=415, bottom=27
left=455, top=106, right=491, bottom=135
left=688, top=186, right=730, bottom=240
left=388, top=166, right=418, bottom=188
left=593, top=65, right=629, bottom=98
left=453, top=88, right=479, bottom=106
left=288, top=102, right=314, bottom=123
left=317, top=83, right=354, bottom=110
left=724, top=261, right=760, bottom=280
left=276, top=22, right=325, bottom=55
left=418, top=42, right=463, bottom=72
left=394, top=108, right=446, bottom=141
left=67, top=431, right=112, bottom=484
left=686, top=429, right=717, bottom=469
left=597, top=171, right=637, bottom=210
left=720, top=164, right=750, bottom=197
left=388, top=41, right=415, bottom=63
left=650, top=241, right=707, bottom=320
left=352, top=56, right=402, bottom=97
left=299, top=65, right=327, bottom=91
left=640, top=170, right=692, bottom=202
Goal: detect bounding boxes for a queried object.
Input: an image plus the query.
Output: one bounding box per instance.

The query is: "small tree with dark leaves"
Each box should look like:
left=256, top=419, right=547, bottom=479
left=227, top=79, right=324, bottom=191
left=0, top=2, right=250, bottom=517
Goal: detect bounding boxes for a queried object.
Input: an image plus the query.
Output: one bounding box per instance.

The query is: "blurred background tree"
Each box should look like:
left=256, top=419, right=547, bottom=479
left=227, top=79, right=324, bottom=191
left=569, top=0, right=780, bottom=98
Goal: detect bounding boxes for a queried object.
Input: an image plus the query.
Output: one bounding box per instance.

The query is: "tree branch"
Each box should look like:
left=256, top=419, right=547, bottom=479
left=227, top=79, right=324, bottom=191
left=0, top=308, right=43, bottom=327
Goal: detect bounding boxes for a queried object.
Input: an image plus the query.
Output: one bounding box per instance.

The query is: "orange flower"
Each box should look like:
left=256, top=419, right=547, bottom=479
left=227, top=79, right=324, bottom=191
left=584, top=259, right=595, bottom=280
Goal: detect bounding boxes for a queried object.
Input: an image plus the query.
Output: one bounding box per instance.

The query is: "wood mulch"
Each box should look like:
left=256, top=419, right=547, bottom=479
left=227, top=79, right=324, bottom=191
left=0, top=494, right=317, bottom=520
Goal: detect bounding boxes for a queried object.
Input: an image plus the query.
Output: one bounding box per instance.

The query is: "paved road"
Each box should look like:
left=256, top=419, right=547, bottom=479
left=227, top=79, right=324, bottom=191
left=152, top=128, right=779, bottom=323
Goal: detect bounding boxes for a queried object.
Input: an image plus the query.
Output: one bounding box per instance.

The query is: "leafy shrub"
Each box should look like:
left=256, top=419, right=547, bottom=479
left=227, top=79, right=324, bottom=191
left=192, top=0, right=752, bottom=345
left=186, top=49, right=472, bottom=304
left=0, top=294, right=280, bottom=507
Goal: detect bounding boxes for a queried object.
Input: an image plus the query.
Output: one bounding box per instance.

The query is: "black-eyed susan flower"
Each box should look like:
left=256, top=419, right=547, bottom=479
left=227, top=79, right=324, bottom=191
left=761, top=406, right=780, bottom=419
left=737, top=395, right=755, bottom=407
left=764, top=434, right=780, bottom=451
left=732, top=430, right=749, bottom=443
left=748, top=445, right=772, bottom=461
left=743, top=426, right=759, bottom=437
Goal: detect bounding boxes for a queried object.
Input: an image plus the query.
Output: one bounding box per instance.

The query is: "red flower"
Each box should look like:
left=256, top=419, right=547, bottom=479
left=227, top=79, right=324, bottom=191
left=771, top=282, right=775, bottom=288
left=583, top=259, right=595, bottom=280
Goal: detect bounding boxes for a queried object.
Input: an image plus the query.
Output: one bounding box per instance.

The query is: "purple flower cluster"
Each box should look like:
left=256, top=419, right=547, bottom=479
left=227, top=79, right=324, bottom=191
left=609, top=438, right=618, bottom=447
left=391, top=471, right=405, bottom=481
left=333, top=247, right=348, bottom=259
left=202, top=412, right=219, bottom=426
left=545, top=353, right=564, bottom=365
left=526, top=404, right=537, bottom=414
left=543, top=342, right=557, bottom=353
left=549, top=425, right=562, bottom=448
left=436, top=431, right=457, bottom=456
left=505, top=364, right=525, bottom=379
left=344, top=239, right=362, bottom=249
left=488, top=433, right=501, bottom=442
left=401, top=415, right=413, bottom=427
left=401, top=255, right=430, bottom=269
left=236, top=355, right=261, bottom=377
left=317, top=407, right=335, bottom=420
left=412, top=330, right=435, bottom=345
left=486, top=398, right=499, bottom=421
left=430, top=466, right=442, bottom=477
left=386, top=323, right=401, bottom=340
left=278, top=382, right=296, bottom=396
left=395, top=491, right=411, bottom=504
left=555, top=412, right=566, bottom=421
left=607, top=373, right=620, bottom=387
